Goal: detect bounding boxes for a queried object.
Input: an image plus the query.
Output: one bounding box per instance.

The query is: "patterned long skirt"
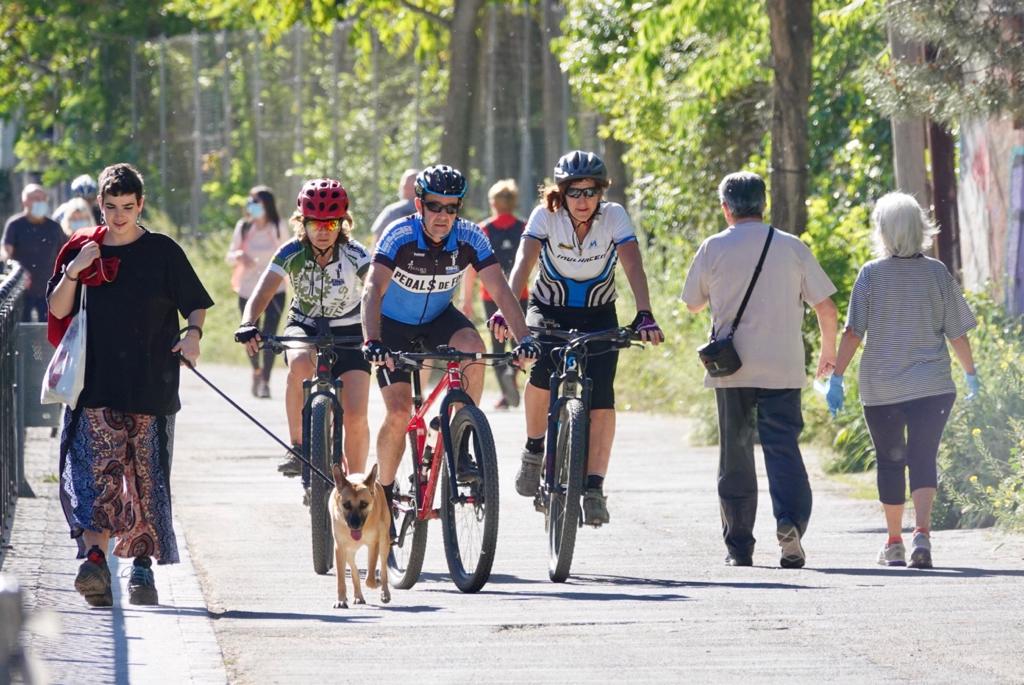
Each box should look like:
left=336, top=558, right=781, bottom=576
left=59, top=406, right=179, bottom=564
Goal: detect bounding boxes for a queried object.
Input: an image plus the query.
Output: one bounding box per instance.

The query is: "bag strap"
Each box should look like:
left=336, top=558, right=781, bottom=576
left=716, top=226, right=774, bottom=339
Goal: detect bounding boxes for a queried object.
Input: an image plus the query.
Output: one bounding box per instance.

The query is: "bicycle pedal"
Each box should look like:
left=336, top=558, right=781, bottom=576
left=533, top=494, right=548, bottom=514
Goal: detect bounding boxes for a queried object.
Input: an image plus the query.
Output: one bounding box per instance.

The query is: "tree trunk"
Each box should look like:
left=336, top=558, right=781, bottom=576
left=767, top=0, right=812, bottom=234
left=541, top=0, right=566, bottom=168
left=602, top=132, right=629, bottom=208
left=440, top=0, right=485, bottom=174
left=887, top=9, right=929, bottom=204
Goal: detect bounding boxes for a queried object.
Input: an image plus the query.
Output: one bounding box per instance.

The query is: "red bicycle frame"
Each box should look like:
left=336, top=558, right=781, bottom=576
left=405, top=359, right=466, bottom=521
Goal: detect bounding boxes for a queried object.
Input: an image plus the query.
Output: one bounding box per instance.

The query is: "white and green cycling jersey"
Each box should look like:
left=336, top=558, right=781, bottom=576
left=267, top=237, right=370, bottom=327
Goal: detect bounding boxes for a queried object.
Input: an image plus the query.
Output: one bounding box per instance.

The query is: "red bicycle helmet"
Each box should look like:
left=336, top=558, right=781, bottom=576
left=297, top=178, right=349, bottom=219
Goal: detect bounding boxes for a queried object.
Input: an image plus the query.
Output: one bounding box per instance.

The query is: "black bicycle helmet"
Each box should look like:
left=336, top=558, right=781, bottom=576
left=414, top=164, right=468, bottom=199
left=553, top=150, right=608, bottom=186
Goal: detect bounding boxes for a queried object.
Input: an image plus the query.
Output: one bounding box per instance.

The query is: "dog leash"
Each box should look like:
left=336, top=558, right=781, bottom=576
left=178, top=354, right=335, bottom=486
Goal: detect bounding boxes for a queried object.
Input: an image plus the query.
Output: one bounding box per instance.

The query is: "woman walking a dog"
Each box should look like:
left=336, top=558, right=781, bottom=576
left=492, top=150, right=665, bottom=526
left=234, top=178, right=373, bottom=504
left=47, top=163, right=214, bottom=607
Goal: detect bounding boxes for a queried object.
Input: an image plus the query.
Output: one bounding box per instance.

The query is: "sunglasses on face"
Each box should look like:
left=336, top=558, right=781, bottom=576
left=422, top=200, right=461, bottom=215
left=303, top=218, right=340, bottom=232
left=564, top=186, right=601, bottom=199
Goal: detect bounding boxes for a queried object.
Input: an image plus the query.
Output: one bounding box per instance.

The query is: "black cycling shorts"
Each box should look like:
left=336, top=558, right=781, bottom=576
left=526, top=300, right=619, bottom=410
left=283, top=321, right=371, bottom=378
left=376, top=304, right=476, bottom=388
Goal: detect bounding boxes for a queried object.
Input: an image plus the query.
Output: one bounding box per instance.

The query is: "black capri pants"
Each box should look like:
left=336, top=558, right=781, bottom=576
left=526, top=300, right=619, bottom=410
left=863, top=392, right=956, bottom=505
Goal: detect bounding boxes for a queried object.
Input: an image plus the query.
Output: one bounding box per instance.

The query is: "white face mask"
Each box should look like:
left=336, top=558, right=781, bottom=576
left=30, top=200, right=49, bottom=218
left=247, top=201, right=265, bottom=219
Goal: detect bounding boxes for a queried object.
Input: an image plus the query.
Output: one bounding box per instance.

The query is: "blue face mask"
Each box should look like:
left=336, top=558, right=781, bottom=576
left=30, top=200, right=49, bottom=218
left=69, top=218, right=92, bottom=231
left=247, top=201, right=265, bottom=219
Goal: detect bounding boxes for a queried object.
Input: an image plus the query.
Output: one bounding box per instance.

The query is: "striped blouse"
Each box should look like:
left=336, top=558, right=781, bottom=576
left=846, top=255, right=976, bottom=406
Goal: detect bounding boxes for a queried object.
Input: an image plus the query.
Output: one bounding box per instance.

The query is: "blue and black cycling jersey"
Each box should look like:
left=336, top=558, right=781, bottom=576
left=373, top=214, right=497, bottom=325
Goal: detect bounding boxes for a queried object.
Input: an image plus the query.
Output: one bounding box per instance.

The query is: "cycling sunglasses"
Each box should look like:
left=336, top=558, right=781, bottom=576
left=303, top=218, right=341, bottom=232
left=564, top=186, right=602, bottom=199
left=422, top=200, right=461, bottom=215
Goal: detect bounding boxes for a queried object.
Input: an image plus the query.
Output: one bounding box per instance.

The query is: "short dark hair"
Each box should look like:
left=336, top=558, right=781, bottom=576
left=718, top=172, right=766, bottom=218
left=98, top=163, right=144, bottom=201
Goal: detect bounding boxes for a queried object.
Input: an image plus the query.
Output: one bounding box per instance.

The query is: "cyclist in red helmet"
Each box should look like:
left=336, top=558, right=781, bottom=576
left=235, top=178, right=373, bottom=503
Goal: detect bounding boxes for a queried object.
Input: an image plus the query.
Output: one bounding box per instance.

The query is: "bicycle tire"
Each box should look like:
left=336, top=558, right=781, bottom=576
left=388, top=431, right=429, bottom=589
left=309, top=395, right=335, bottom=575
left=548, top=398, right=586, bottom=583
left=440, top=405, right=500, bottom=593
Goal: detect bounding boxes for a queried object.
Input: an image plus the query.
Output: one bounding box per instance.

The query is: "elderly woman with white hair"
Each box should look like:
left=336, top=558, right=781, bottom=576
left=827, top=192, right=978, bottom=569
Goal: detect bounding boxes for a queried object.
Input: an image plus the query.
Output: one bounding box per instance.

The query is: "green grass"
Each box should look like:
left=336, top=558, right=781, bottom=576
left=180, top=230, right=253, bottom=366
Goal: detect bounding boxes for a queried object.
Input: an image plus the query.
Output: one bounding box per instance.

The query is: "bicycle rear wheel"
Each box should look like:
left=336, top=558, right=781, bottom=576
left=309, top=395, right=336, bottom=575
left=440, top=405, right=499, bottom=593
left=388, top=431, right=428, bottom=589
left=548, top=398, right=586, bottom=583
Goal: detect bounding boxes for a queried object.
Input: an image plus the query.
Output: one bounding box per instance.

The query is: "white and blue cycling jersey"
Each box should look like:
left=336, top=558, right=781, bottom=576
left=373, top=214, right=497, bottom=325
left=523, top=201, right=638, bottom=308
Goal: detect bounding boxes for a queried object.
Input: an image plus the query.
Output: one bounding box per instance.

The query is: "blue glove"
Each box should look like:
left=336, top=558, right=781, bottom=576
left=965, top=372, right=980, bottom=400
left=512, top=335, right=541, bottom=361
left=826, top=375, right=845, bottom=417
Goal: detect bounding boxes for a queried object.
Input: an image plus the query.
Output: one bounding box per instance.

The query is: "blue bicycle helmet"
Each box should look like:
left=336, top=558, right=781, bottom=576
left=414, top=165, right=468, bottom=199
left=553, top=150, right=608, bottom=186
left=71, top=174, right=98, bottom=197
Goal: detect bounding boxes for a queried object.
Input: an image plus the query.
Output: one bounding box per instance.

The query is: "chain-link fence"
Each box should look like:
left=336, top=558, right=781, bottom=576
left=0, top=3, right=602, bottom=236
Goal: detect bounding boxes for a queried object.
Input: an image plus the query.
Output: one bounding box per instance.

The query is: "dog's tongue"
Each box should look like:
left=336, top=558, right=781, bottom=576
left=350, top=529, right=362, bottom=541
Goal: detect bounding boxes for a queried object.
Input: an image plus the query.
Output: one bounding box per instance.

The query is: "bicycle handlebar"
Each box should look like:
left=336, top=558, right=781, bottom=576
left=260, top=334, right=364, bottom=353
left=389, top=346, right=517, bottom=371
left=528, top=325, right=639, bottom=348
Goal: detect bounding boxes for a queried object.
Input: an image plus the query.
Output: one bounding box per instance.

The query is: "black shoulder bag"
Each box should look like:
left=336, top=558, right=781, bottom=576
left=697, top=226, right=775, bottom=377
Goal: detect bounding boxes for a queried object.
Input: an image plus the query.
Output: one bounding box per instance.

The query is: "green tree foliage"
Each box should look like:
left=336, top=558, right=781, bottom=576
left=864, top=0, right=1024, bottom=125
left=559, top=0, right=893, bottom=416
left=0, top=0, right=195, bottom=184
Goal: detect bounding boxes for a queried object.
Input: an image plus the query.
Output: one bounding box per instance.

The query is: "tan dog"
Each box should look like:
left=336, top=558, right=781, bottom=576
left=328, top=463, right=391, bottom=608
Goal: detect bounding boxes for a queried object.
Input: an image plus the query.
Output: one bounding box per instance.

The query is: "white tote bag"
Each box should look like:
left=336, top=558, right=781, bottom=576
left=41, top=286, right=88, bottom=407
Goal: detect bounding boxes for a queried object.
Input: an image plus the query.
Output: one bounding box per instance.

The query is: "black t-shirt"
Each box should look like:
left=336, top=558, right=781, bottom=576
left=46, top=230, right=215, bottom=415
left=2, top=213, right=66, bottom=297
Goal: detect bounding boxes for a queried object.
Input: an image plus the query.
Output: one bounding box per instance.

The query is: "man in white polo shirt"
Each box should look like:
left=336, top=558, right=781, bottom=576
left=681, top=171, right=838, bottom=569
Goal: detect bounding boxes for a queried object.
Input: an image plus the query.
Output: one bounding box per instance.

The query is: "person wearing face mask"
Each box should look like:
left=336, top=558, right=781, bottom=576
left=52, top=174, right=102, bottom=226
left=492, top=150, right=665, bottom=527
left=226, top=185, right=289, bottom=398
left=2, top=183, right=67, bottom=322
left=59, top=198, right=96, bottom=237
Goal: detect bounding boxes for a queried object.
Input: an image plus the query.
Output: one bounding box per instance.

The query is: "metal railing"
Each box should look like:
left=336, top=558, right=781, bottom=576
left=0, top=261, right=25, bottom=553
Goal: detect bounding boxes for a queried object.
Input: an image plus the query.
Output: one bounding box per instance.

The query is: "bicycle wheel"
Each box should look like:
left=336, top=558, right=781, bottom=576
left=388, top=431, right=429, bottom=589
left=440, top=405, right=499, bottom=593
left=309, top=394, right=335, bottom=575
left=548, top=398, right=586, bottom=583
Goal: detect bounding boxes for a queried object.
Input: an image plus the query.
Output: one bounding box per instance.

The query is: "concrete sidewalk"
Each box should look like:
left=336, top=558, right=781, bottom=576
left=4, top=363, right=1024, bottom=683
left=1, top=427, right=226, bottom=685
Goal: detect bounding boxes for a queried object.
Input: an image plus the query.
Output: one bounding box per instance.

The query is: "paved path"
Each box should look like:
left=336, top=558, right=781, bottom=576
left=5, top=363, right=1024, bottom=683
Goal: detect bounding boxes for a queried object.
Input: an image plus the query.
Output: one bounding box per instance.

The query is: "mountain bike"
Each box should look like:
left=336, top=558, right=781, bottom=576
left=529, top=323, right=639, bottom=582
left=386, top=345, right=515, bottom=593
left=262, top=321, right=363, bottom=576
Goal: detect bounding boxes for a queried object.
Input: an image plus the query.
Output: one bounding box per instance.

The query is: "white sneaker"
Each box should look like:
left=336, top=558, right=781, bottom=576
left=877, top=541, right=906, bottom=567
